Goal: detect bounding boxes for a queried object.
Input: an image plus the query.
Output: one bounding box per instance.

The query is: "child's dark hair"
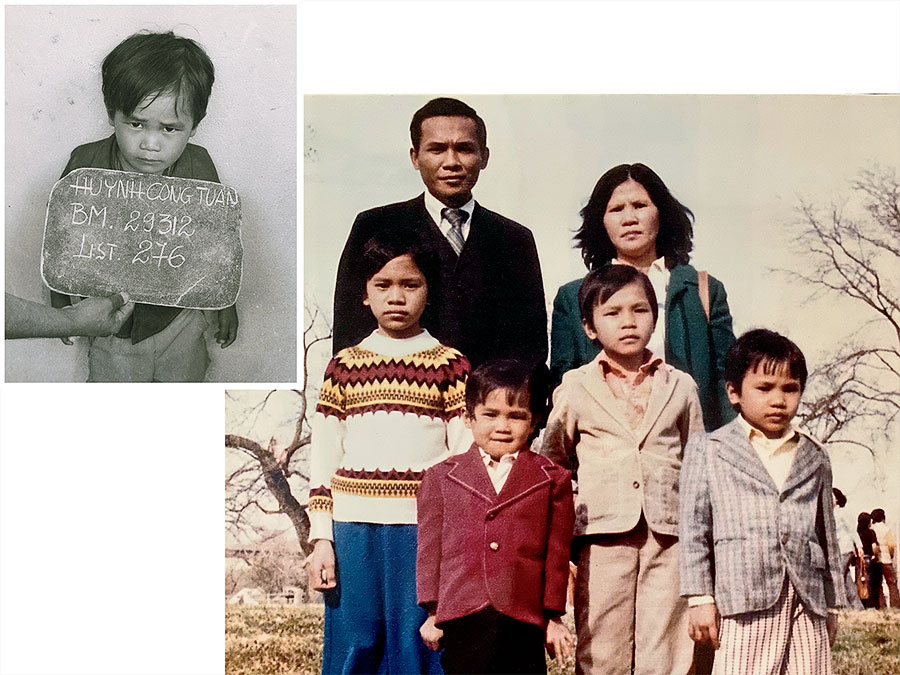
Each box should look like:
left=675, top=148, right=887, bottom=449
left=465, top=359, right=548, bottom=427
left=410, top=97, right=487, bottom=152
left=871, top=508, right=886, bottom=523
left=102, top=31, right=215, bottom=127
left=725, top=329, right=808, bottom=393
left=360, top=225, right=441, bottom=304
left=578, top=264, right=658, bottom=337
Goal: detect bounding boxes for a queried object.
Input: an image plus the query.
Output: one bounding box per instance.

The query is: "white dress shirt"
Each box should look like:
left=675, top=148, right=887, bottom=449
left=478, top=447, right=518, bottom=493
left=424, top=190, right=475, bottom=243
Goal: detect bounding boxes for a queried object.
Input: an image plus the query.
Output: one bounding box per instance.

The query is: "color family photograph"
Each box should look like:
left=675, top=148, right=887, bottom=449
left=225, top=92, right=899, bottom=674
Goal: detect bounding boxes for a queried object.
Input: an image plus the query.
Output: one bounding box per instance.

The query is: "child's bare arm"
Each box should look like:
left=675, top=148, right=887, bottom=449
left=545, top=617, right=574, bottom=667
left=216, top=303, right=238, bottom=348
left=419, top=614, right=443, bottom=651
left=688, top=602, right=720, bottom=648
left=303, top=539, right=336, bottom=591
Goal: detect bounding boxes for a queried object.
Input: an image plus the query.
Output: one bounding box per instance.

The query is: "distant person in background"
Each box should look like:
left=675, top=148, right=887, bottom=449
left=332, top=97, right=547, bottom=370
left=550, top=163, right=735, bottom=431
left=5, top=292, right=133, bottom=339
left=857, top=512, right=882, bottom=609
left=871, top=508, right=899, bottom=608
left=832, top=488, right=864, bottom=610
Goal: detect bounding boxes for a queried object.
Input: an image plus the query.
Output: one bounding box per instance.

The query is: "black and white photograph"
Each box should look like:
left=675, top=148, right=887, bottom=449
left=4, top=4, right=296, bottom=382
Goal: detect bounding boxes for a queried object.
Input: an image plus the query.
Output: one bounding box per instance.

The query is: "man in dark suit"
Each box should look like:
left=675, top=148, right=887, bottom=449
left=332, top=98, right=547, bottom=369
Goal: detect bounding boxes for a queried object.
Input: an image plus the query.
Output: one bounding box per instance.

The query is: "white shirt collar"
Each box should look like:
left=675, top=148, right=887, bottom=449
left=358, top=329, right=438, bottom=357
left=423, top=191, right=475, bottom=240
left=737, top=414, right=799, bottom=455
left=478, top=447, right=519, bottom=465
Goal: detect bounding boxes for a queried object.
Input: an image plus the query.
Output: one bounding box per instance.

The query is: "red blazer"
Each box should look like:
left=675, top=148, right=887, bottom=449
left=417, top=446, right=574, bottom=629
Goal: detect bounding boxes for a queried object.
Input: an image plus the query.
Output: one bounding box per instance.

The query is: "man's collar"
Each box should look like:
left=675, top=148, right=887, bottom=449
left=423, top=190, right=475, bottom=227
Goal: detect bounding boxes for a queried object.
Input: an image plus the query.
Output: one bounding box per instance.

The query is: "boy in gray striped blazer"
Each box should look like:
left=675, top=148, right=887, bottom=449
left=679, top=329, right=846, bottom=675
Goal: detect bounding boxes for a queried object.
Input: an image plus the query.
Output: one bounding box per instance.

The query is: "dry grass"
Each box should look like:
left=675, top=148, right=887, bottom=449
left=226, top=605, right=900, bottom=675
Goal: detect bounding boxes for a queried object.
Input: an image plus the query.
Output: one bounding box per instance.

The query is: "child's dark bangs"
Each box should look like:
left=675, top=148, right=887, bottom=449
left=751, top=356, right=796, bottom=380
left=502, top=384, right=532, bottom=411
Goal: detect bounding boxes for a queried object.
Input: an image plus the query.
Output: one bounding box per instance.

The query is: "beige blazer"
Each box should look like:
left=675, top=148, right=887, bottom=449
left=542, top=356, right=704, bottom=537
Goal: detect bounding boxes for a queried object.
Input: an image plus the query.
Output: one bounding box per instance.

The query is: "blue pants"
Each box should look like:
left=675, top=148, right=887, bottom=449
left=323, top=522, right=442, bottom=675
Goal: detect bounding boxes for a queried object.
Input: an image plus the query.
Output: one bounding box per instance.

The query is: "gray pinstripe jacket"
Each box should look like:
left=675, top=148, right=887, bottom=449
left=679, top=417, right=846, bottom=618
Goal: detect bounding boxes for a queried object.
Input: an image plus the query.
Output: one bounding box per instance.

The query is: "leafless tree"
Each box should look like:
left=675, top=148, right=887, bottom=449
left=225, top=304, right=332, bottom=557
left=782, top=165, right=900, bottom=454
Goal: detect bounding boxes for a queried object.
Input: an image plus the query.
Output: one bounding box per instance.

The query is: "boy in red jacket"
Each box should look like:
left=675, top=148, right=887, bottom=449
left=417, top=359, right=575, bottom=674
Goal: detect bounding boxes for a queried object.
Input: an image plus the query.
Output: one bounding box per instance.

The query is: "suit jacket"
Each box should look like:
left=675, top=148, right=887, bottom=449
left=549, top=265, right=736, bottom=430
left=416, top=446, right=574, bottom=629
left=541, top=357, right=704, bottom=537
left=678, top=417, right=847, bottom=618
left=333, top=195, right=547, bottom=369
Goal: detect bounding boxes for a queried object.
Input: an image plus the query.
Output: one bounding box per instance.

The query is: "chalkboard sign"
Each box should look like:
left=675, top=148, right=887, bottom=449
left=41, top=168, right=243, bottom=309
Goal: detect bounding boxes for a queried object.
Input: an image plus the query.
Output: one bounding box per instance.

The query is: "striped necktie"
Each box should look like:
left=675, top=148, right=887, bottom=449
left=441, top=207, right=468, bottom=255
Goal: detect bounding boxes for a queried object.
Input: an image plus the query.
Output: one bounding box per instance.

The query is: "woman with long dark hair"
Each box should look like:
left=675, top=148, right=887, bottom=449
left=550, top=163, right=736, bottom=430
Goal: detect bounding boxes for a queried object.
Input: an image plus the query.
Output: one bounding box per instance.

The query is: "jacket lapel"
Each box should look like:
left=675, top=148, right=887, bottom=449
left=780, top=434, right=824, bottom=493
left=579, top=356, right=634, bottom=438
left=714, top=419, right=778, bottom=491
left=446, top=445, right=497, bottom=503
left=635, top=365, right=677, bottom=445
left=490, top=451, right=552, bottom=512
left=665, top=265, right=694, bottom=317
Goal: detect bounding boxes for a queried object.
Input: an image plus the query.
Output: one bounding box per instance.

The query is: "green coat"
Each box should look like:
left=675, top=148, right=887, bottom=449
left=549, top=264, right=736, bottom=431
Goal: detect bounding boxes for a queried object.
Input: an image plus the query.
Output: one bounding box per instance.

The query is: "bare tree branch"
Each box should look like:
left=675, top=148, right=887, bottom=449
left=779, top=165, right=900, bottom=470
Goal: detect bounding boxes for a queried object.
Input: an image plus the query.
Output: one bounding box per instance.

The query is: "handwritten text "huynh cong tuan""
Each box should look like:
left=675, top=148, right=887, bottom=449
left=67, top=173, right=239, bottom=207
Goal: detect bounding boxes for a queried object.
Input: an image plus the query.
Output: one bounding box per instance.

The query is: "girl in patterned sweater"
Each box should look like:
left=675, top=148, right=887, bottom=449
left=305, top=225, right=471, bottom=674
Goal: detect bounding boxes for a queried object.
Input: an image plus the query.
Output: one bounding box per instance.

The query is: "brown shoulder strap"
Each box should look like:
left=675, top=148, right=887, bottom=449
left=698, top=270, right=710, bottom=323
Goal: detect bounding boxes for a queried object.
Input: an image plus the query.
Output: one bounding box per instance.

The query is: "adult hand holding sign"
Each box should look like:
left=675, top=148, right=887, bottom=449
left=5, top=292, right=134, bottom=339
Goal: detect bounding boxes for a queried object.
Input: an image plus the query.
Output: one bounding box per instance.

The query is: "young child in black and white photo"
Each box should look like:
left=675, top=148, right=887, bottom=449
left=50, top=31, right=238, bottom=382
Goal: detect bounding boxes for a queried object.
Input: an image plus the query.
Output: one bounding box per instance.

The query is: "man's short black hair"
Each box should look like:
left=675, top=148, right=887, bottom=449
left=410, top=97, right=487, bottom=152
left=578, top=264, right=658, bottom=342
left=725, top=329, right=808, bottom=393
left=102, top=31, right=215, bottom=127
left=871, top=508, right=886, bottom=523
left=359, top=225, right=441, bottom=306
left=465, top=359, right=548, bottom=428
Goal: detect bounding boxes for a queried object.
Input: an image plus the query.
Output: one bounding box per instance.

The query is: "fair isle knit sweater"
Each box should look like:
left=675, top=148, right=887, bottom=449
left=308, top=331, right=471, bottom=541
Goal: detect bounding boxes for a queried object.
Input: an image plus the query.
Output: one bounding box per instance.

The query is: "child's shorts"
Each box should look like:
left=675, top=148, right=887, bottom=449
left=87, top=308, right=211, bottom=382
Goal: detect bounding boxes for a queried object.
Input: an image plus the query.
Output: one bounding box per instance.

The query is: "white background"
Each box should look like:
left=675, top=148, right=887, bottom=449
left=3, top=2, right=900, bottom=674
